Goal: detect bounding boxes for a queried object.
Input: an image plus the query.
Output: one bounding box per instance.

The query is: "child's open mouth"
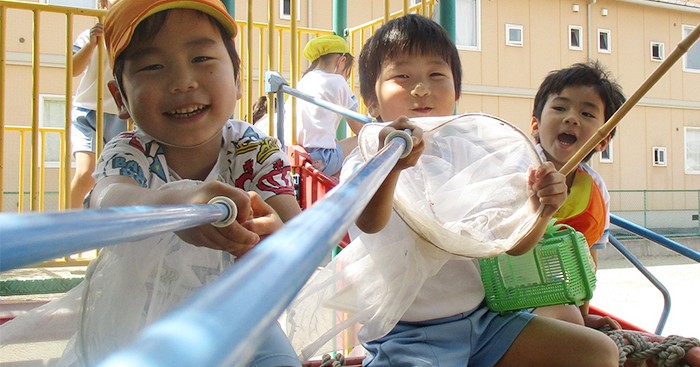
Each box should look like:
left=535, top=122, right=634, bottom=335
left=557, top=132, right=577, bottom=146
left=166, top=104, right=208, bottom=118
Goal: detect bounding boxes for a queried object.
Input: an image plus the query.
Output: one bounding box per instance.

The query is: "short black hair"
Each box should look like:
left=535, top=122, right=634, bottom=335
left=358, top=14, right=462, bottom=111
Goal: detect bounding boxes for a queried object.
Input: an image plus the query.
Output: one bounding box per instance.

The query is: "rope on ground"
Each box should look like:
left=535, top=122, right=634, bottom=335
left=319, top=353, right=346, bottom=367
left=601, top=327, right=700, bottom=367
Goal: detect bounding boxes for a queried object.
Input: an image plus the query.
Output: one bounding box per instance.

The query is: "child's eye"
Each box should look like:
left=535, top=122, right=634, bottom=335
left=193, top=56, right=212, bottom=63
left=582, top=111, right=596, bottom=118
left=552, top=106, right=566, bottom=112
left=139, top=64, right=163, bottom=72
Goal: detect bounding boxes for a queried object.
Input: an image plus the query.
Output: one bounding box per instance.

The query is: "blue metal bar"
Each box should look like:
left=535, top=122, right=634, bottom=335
left=0, top=203, right=231, bottom=272
left=98, top=137, right=408, bottom=367
left=280, top=84, right=373, bottom=124
left=611, top=214, right=700, bottom=263
left=608, top=235, right=670, bottom=335
left=265, top=70, right=374, bottom=127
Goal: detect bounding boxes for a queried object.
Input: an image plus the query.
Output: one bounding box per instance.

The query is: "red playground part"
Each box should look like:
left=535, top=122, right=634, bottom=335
left=287, top=145, right=351, bottom=248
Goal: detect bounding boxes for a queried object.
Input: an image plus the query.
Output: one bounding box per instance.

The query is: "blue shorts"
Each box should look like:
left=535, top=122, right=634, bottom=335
left=306, top=142, right=343, bottom=176
left=249, top=322, right=301, bottom=367
left=71, top=107, right=126, bottom=155
left=362, top=303, right=534, bottom=367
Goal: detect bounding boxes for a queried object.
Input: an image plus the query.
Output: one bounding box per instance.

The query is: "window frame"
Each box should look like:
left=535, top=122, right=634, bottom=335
left=599, top=139, right=613, bottom=163
left=652, top=146, right=668, bottom=167
left=597, top=28, right=611, bottom=54
left=280, top=0, right=302, bottom=21
left=44, top=0, right=96, bottom=8
left=682, top=24, right=700, bottom=73
left=453, top=0, right=481, bottom=51
left=651, top=41, right=665, bottom=62
left=569, top=25, right=583, bottom=51
left=39, top=94, right=68, bottom=168
left=505, top=24, right=523, bottom=47
left=685, top=127, right=700, bottom=174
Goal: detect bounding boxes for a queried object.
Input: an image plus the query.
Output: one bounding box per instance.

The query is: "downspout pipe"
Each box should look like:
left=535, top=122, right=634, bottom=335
left=439, top=0, right=456, bottom=42
left=334, top=0, right=349, bottom=140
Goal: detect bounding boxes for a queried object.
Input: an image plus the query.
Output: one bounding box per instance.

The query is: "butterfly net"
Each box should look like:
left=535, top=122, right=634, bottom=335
left=287, top=113, right=545, bottom=360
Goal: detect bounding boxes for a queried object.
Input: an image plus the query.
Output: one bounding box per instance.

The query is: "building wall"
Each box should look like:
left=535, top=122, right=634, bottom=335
left=2, top=0, right=700, bottom=213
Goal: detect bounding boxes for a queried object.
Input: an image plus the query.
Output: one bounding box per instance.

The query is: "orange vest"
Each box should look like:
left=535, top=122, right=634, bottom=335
left=554, top=168, right=606, bottom=248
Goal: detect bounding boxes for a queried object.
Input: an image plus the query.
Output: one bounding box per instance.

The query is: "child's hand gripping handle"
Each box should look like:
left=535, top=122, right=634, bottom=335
left=209, top=196, right=239, bottom=228
left=384, top=128, right=413, bottom=159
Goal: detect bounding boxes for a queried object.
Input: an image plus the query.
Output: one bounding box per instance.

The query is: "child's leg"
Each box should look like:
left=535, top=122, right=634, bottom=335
left=248, top=321, right=301, bottom=367
left=495, top=316, right=619, bottom=367
left=533, top=304, right=585, bottom=325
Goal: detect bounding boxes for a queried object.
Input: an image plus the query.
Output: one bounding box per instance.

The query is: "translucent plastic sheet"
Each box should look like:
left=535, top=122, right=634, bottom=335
left=0, top=180, right=234, bottom=366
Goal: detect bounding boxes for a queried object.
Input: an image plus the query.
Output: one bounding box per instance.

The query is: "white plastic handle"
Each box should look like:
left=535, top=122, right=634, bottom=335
left=384, top=128, right=413, bottom=159
left=209, top=196, right=238, bottom=228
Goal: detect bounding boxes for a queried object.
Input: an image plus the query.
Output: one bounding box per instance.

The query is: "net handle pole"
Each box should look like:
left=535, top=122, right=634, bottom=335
left=559, top=23, right=700, bottom=176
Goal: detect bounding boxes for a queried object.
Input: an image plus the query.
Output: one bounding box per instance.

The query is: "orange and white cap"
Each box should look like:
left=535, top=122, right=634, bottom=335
left=105, top=0, right=238, bottom=69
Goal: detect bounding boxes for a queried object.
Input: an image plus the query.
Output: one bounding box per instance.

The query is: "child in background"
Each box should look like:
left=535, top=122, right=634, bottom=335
left=288, top=14, right=620, bottom=366
left=69, top=0, right=127, bottom=208
left=284, top=34, right=365, bottom=176
left=531, top=61, right=700, bottom=367
left=0, top=1, right=302, bottom=366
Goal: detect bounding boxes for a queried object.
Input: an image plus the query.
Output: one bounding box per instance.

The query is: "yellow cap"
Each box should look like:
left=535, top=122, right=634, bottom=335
left=302, top=35, right=350, bottom=62
left=105, top=0, right=237, bottom=69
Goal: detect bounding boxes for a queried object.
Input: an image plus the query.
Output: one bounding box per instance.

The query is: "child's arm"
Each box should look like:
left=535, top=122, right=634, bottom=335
left=90, top=176, right=267, bottom=257
left=356, top=117, right=424, bottom=234
left=507, top=162, right=568, bottom=255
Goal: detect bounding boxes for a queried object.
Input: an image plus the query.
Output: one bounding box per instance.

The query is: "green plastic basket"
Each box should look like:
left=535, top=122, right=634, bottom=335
left=479, top=222, right=597, bottom=313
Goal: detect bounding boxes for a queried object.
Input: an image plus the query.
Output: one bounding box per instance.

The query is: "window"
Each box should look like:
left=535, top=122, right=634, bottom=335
left=45, top=0, right=95, bottom=8
left=506, top=24, right=523, bottom=47
left=652, top=147, right=667, bottom=167
left=569, top=25, right=583, bottom=51
left=683, top=25, right=700, bottom=72
left=651, top=42, right=665, bottom=61
left=39, top=95, right=67, bottom=167
left=453, top=0, right=480, bottom=50
left=600, top=139, right=613, bottom=163
left=598, top=29, right=611, bottom=53
left=685, top=127, right=700, bottom=174
left=280, top=0, right=301, bottom=21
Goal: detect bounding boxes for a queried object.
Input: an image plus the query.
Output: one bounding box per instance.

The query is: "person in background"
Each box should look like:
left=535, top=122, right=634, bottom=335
left=284, top=34, right=364, bottom=176
left=69, top=0, right=127, bottom=208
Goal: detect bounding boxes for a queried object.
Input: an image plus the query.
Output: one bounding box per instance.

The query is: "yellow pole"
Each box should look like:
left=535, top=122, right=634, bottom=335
left=30, top=9, right=40, bottom=211
left=63, top=13, right=74, bottom=210
left=290, top=0, right=297, bottom=145
left=384, top=0, right=389, bottom=23
left=95, top=13, right=104, bottom=157
left=0, top=5, right=6, bottom=211
left=267, top=0, right=275, bottom=136
left=247, top=0, right=253, bottom=123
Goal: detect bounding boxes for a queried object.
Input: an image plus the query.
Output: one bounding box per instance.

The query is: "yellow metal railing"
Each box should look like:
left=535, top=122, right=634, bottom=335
left=4, top=125, right=67, bottom=212
left=1, top=0, right=435, bottom=215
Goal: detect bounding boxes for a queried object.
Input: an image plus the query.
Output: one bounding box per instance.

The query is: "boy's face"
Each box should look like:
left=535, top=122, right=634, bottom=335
left=368, top=52, right=456, bottom=121
left=109, top=9, right=237, bottom=148
left=531, top=85, right=610, bottom=170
